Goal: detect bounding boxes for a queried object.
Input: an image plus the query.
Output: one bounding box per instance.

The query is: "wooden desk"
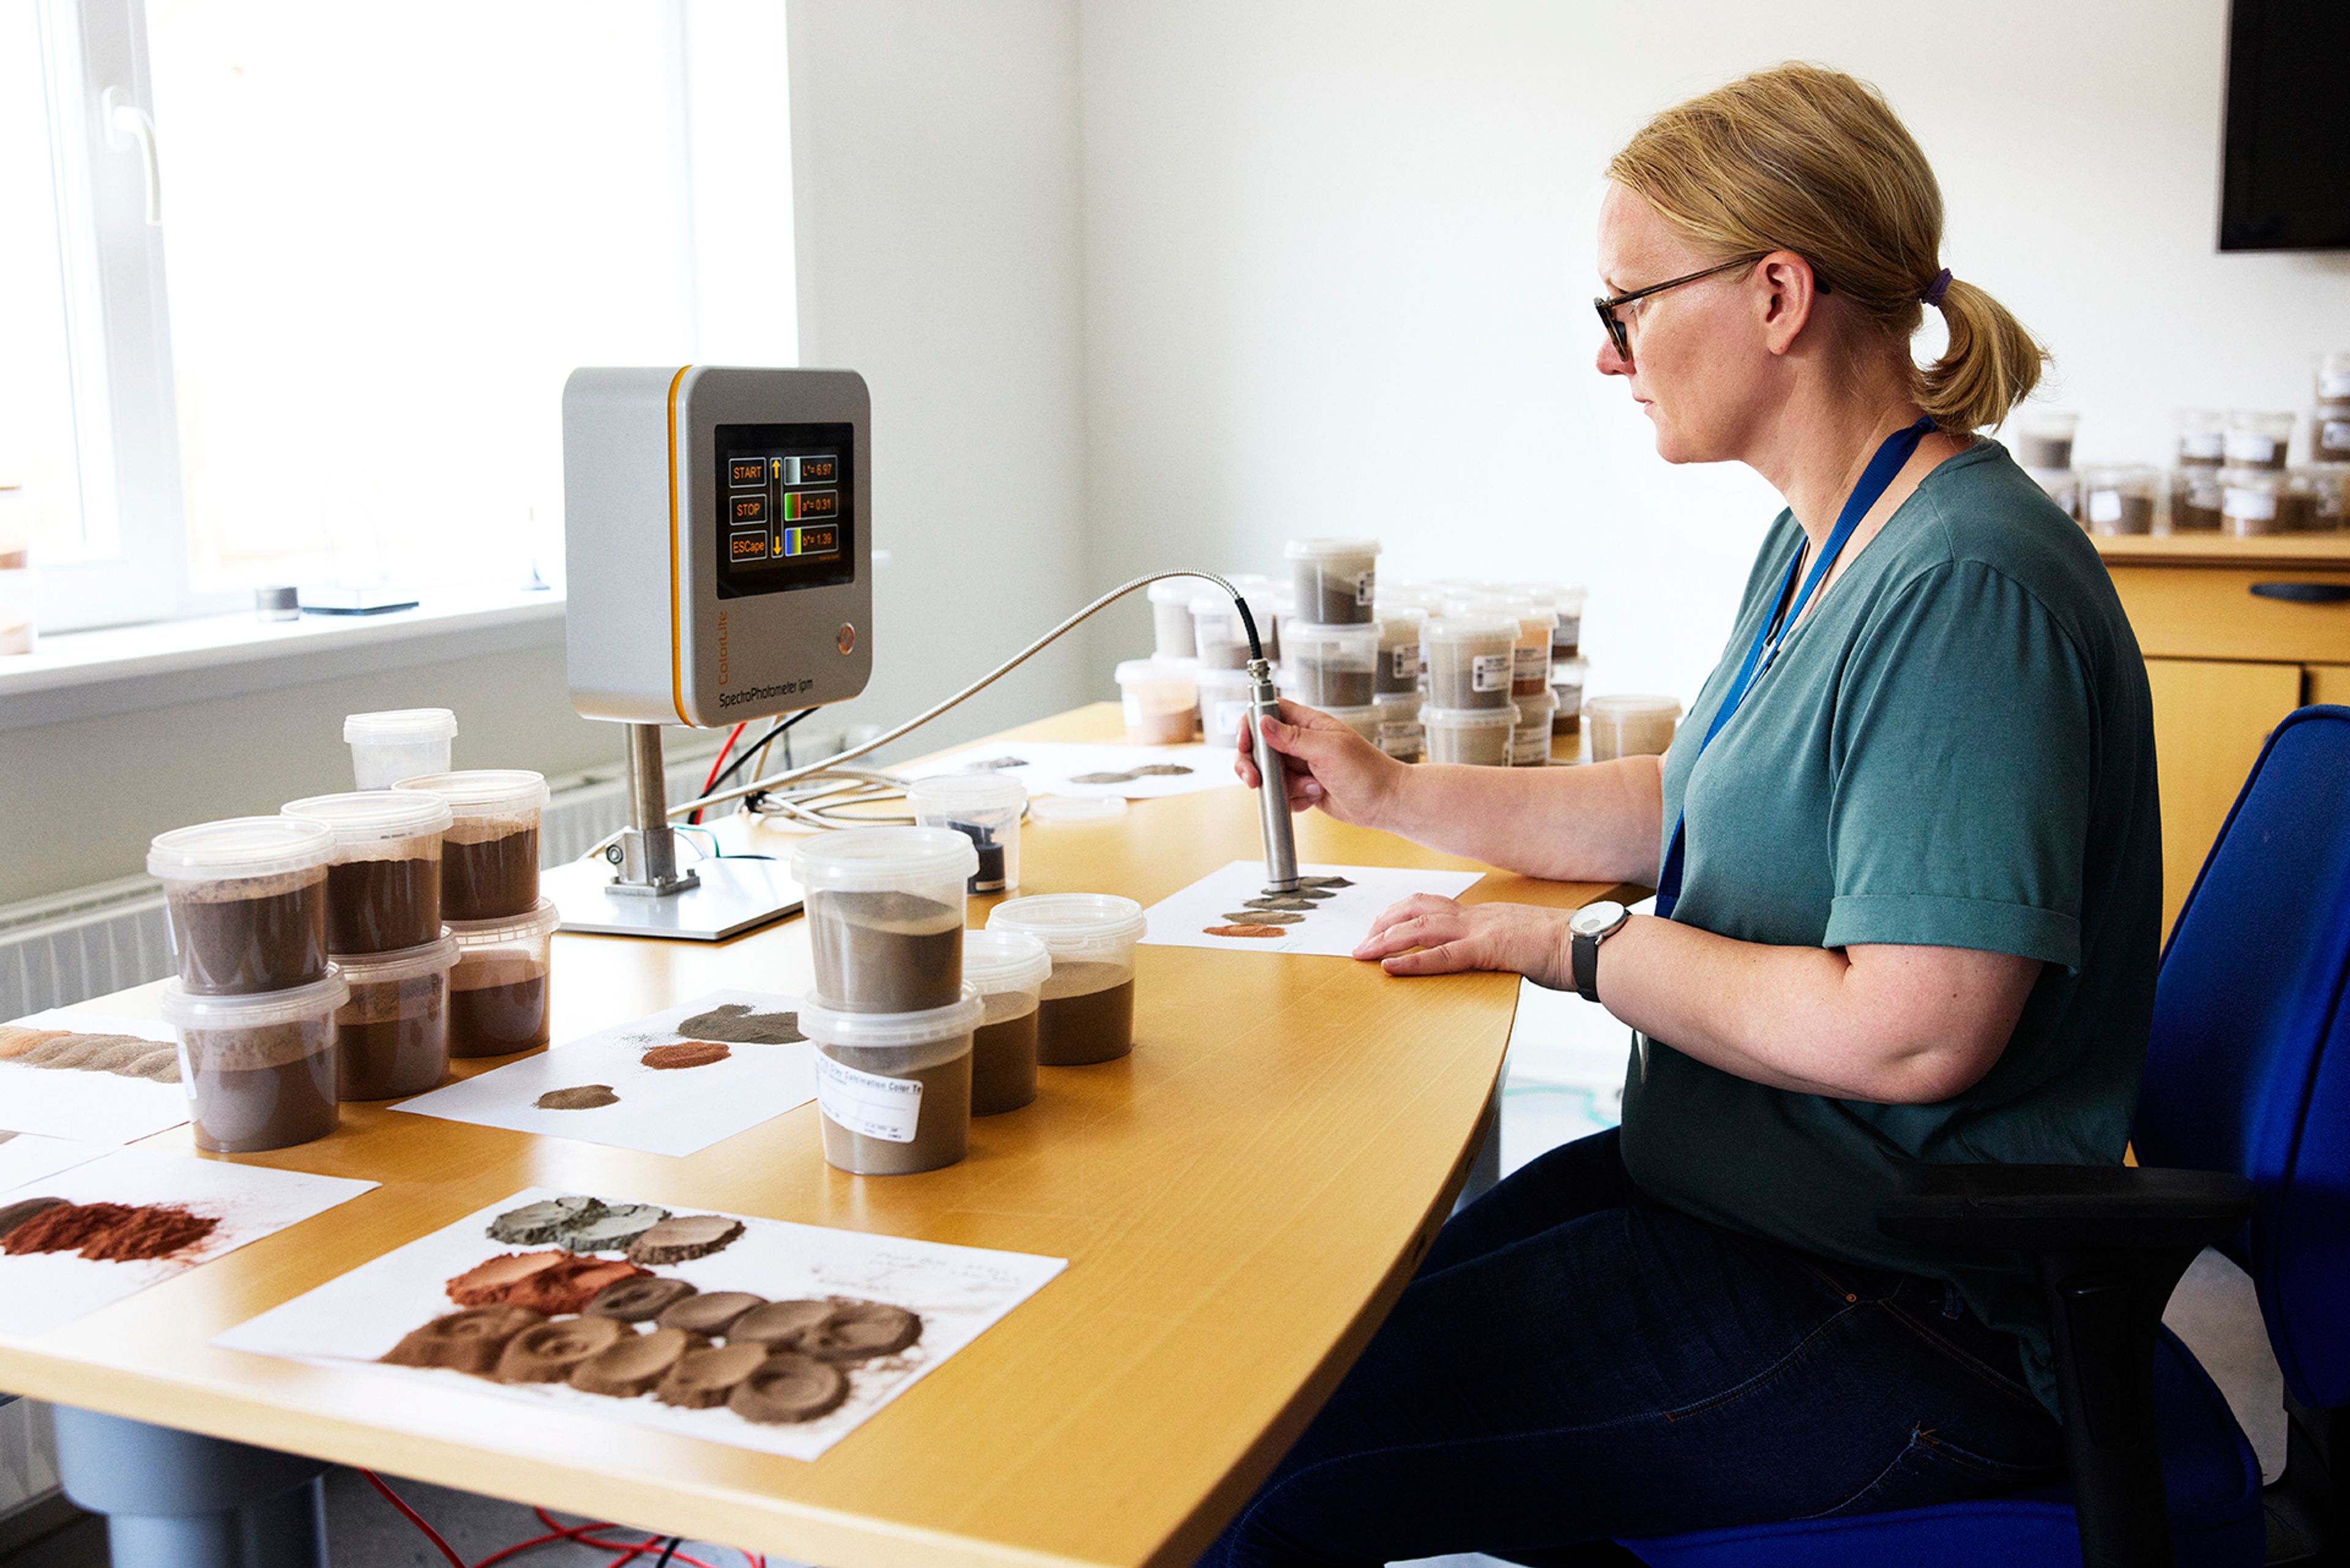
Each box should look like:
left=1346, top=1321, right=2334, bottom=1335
left=0, top=703, right=1625, bottom=1568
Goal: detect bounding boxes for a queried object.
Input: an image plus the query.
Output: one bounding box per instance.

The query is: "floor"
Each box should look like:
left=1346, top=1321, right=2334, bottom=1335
left=1, top=980, right=2290, bottom=1568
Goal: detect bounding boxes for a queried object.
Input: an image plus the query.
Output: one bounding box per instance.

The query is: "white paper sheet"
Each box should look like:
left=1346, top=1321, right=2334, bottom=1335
left=0, top=1146, right=376, bottom=1340
left=0, top=1132, right=113, bottom=1191
left=0, top=1010, right=190, bottom=1144
left=214, top=1185, right=1067, bottom=1462
left=905, top=740, right=1237, bottom=799
left=392, top=990, right=819, bottom=1158
left=1138, top=860, right=1486, bottom=957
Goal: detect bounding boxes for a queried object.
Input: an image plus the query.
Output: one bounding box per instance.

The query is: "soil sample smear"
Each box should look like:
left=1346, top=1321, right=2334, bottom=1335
left=1223, top=909, right=1302, bottom=925
left=729, top=1353, right=849, bottom=1425
left=181, top=1019, right=337, bottom=1152
left=807, top=890, right=964, bottom=1012
left=167, top=873, right=329, bottom=996
left=674, top=1004, right=804, bottom=1043
left=488, top=1196, right=605, bottom=1246
left=802, top=1300, right=922, bottom=1362
left=501, top=1256, right=647, bottom=1315
left=326, top=856, right=440, bottom=954
left=382, top=1306, right=544, bottom=1373
left=727, top=1299, right=835, bottom=1350
left=0, top=1197, right=64, bottom=1242
left=1206, top=924, right=1286, bottom=939
left=970, top=1010, right=1039, bottom=1115
left=449, top=957, right=548, bottom=1056
left=656, top=1343, right=769, bottom=1409
left=560, top=1203, right=667, bottom=1252
left=659, top=1290, right=766, bottom=1337
left=1035, top=964, right=1136, bottom=1066
left=819, top=1050, right=971, bottom=1175
left=442, top=827, right=539, bottom=922
left=493, top=1315, right=627, bottom=1383
left=1, top=1201, right=218, bottom=1261
left=625, top=1214, right=744, bottom=1266
left=447, top=1251, right=569, bottom=1305
left=535, top=1085, right=617, bottom=1110
left=586, top=1275, right=699, bottom=1321
left=572, top=1325, right=700, bottom=1397
left=643, top=1042, right=729, bottom=1070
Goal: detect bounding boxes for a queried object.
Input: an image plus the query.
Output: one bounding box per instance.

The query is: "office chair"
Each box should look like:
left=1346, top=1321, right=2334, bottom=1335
left=1622, top=703, right=2350, bottom=1568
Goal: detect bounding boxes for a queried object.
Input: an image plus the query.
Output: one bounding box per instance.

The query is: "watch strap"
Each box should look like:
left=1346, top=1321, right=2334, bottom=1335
left=1572, top=928, right=1600, bottom=1002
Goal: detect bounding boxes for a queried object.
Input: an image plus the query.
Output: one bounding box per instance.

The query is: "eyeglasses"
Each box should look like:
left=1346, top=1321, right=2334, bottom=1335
left=1593, top=253, right=1773, bottom=362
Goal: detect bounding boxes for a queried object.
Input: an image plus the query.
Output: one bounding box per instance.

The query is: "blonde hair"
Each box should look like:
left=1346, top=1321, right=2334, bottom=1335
left=1608, top=62, right=2045, bottom=433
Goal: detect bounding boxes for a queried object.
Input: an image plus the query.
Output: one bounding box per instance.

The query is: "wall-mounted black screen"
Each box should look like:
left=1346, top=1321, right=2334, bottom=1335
left=2220, top=0, right=2350, bottom=250
left=713, top=422, right=856, bottom=599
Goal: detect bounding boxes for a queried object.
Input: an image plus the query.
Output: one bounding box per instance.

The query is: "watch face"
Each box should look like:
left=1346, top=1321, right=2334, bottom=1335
left=1570, top=902, right=1624, bottom=938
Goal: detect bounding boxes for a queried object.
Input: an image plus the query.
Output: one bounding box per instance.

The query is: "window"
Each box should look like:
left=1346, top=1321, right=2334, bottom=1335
left=9, top=0, right=795, bottom=633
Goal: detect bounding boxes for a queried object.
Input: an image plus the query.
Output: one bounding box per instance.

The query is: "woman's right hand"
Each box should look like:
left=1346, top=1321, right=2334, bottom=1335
left=1233, top=700, right=1408, bottom=829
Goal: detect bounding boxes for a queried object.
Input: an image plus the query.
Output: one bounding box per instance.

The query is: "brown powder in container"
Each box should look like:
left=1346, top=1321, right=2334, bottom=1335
left=180, top=1018, right=338, bottom=1153
left=441, top=826, right=540, bottom=922
left=325, top=855, right=441, bottom=954
left=970, top=1010, right=1039, bottom=1116
left=165, top=868, right=329, bottom=996
left=1034, top=964, right=1136, bottom=1066
left=449, top=954, right=549, bottom=1056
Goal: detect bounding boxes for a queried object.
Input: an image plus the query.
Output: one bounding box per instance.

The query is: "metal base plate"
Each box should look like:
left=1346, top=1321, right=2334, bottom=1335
left=543, top=855, right=804, bottom=941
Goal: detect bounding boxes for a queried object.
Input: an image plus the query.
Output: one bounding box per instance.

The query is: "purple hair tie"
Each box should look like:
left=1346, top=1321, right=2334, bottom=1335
left=1921, top=267, right=1953, bottom=307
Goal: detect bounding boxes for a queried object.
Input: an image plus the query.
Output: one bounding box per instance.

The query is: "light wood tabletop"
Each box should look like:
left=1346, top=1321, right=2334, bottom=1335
left=0, top=703, right=1630, bottom=1568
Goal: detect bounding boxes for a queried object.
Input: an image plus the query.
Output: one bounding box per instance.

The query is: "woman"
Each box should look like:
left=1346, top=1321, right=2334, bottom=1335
left=1212, top=62, right=2159, bottom=1563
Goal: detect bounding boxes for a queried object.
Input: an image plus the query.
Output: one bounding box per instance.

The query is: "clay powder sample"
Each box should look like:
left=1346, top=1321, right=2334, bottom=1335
left=585, top=1275, right=698, bottom=1323
left=493, top=1315, right=628, bottom=1384
left=657, top=1290, right=766, bottom=1338
left=1130, top=764, right=1195, bottom=777
left=654, top=1342, right=770, bottom=1409
left=1067, top=771, right=1139, bottom=785
left=727, top=1353, right=849, bottom=1425
left=724, top=1298, right=836, bottom=1350
left=1, top=1201, right=217, bottom=1262
left=505, top=1256, right=647, bottom=1315
left=447, top=1251, right=569, bottom=1307
left=570, top=1324, right=701, bottom=1398
left=1245, top=897, right=1315, bottom=912
left=1223, top=909, right=1304, bottom=925
left=641, top=1042, right=730, bottom=1070
left=1297, top=876, right=1354, bottom=889
left=801, top=1301, right=923, bottom=1362
left=625, top=1213, right=744, bottom=1267
left=487, top=1196, right=607, bottom=1247
left=1204, top=924, right=1287, bottom=939
left=535, top=1085, right=619, bottom=1110
left=558, top=1203, right=669, bottom=1253
left=382, top=1306, right=545, bottom=1375
left=673, top=1004, right=805, bottom=1045
left=0, top=1197, right=66, bottom=1242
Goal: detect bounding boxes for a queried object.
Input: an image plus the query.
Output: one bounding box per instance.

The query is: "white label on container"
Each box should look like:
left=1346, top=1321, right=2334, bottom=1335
left=1471, top=652, right=1512, bottom=693
left=2321, top=370, right=2350, bottom=399
left=2088, top=488, right=2124, bottom=525
left=2225, top=430, right=2279, bottom=463
left=1390, top=644, right=1420, bottom=681
left=1551, top=678, right=1583, bottom=707
left=2325, top=420, right=2350, bottom=452
left=1355, top=567, right=1376, bottom=607
left=2182, top=431, right=2225, bottom=459
left=1513, top=646, right=1548, bottom=684
left=816, top=1054, right=922, bottom=1143
left=1511, top=724, right=1550, bottom=766
left=1378, top=720, right=1425, bottom=758
left=1214, top=699, right=1250, bottom=742
left=2225, top=486, right=2278, bottom=522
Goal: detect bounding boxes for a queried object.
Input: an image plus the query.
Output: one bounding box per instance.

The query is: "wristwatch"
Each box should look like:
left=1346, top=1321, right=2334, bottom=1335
left=1569, top=900, right=1631, bottom=1004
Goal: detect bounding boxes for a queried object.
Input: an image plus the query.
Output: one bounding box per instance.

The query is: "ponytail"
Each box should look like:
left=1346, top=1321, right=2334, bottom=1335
left=1914, top=277, right=2045, bottom=435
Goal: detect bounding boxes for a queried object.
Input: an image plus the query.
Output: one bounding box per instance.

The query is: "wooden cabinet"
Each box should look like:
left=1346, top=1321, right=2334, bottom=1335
left=2097, top=536, right=2350, bottom=934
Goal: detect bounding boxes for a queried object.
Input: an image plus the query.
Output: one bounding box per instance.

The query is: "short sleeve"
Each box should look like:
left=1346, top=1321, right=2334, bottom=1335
left=1822, top=560, right=2092, bottom=969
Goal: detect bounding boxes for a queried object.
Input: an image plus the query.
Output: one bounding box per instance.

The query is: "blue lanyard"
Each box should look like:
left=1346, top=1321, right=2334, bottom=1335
left=1652, top=416, right=1935, bottom=920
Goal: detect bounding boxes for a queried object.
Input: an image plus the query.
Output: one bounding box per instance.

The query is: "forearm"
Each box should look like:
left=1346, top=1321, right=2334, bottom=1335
left=1376, top=755, right=1664, bottom=884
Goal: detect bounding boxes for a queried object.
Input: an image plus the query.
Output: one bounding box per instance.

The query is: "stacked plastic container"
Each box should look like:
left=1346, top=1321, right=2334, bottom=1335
left=1420, top=612, right=1518, bottom=765
left=395, top=771, right=556, bottom=1059
left=987, top=894, right=1147, bottom=1066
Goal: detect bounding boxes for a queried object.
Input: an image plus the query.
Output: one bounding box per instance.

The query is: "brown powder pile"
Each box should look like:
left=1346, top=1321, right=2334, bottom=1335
left=1204, top=924, right=1287, bottom=939
left=673, top=1004, right=804, bottom=1045
left=1, top=1200, right=218, bottom=1261
left=643, top=1042, right=730, bottom=1070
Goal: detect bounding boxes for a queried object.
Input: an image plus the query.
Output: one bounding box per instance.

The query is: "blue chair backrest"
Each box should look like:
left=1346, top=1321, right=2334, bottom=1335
left=2136, top=704, right=2350, bottom=1413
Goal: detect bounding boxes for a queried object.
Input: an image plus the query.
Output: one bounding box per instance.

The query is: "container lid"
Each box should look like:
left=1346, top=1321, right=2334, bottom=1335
left=961, top=928, right=1053, bottom=993
left=2217, top=466, right=2283, bottom=487
left=1421, top=613, right=1521, bottom=645
left=790, top=825, right=978, bottom=890
left=1322, top=704, right=1379, bottom=721
left=1420, top=705, right=1518, bottom=728
left=799, top=987, right=985, bottom=1049
left=1114, top=658, right=1195, bottom=685
left=344, top=707, right=458, bottom=744
left=162, top=969, right=349, bottom=1027
left=1146, top=577, right=1201, bottom=605
left=393, top=769, right=551, bottom=814
left=1372, top=690, right=1422, bottom=711
left=1283, top=536, right=1380, bottom=561
left=333, top=933, right=460, bottom=983
left=2080, top=463, right=2160, bottom=484
left=1281, top=619, right=1380, bottom=643
left=1373, top=605, right=1427, bottom=630
left=1584, top=694, right=1685, bottom=720
left=1515, top=693, right=1558, bottom=714
left=988, top=892, right=1147, bottom=949
left=282, top=790, right=454, bottom=843
left=147, top=816, right=336, bottom=881
left=446, top=896, right=561, bottom=946
left=1028, top=794, right=1129, bottom=824
left=907, top=772, right=1028, bottom=815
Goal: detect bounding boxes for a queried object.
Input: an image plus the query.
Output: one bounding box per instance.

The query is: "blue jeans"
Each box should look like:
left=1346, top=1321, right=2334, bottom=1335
left=1201, top=1129, right=2064, bottom=1566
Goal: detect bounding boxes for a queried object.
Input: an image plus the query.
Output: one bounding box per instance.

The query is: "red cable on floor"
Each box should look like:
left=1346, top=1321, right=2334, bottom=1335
left=359, top=1471, right=466, bottom=1568
left=365, top=1469, right=747, bottom=1568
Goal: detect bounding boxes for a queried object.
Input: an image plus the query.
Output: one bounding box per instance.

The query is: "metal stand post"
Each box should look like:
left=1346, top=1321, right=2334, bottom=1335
left=610, top=722, right=699, bottom=896
left=51, top=1407, right=327, bottom=1568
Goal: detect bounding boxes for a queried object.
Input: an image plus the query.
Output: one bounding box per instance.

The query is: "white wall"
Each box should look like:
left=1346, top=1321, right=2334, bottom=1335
left=1076, top=0, right=2350, bottom=703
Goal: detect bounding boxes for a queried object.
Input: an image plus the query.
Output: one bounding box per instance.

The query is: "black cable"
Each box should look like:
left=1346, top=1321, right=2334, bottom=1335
left=653, top=1537, right=682, bottom=1568
left=707, top=708, right=815, bottom=794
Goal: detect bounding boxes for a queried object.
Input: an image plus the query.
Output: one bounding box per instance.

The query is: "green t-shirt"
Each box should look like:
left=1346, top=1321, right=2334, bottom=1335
left=1618, top=440, right=2162, bottom=1410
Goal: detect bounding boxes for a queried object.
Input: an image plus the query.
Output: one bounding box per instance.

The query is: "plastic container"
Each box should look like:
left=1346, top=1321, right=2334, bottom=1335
left=1586, top=695, right=1682, bottom=761
left=2010, top=411, right=2078, bottom=471
left=791, top=827, right=975, bottom=1014
left=906, top=774, right=1026, bottom=897
left=1550, top=657, right=1587, bottom=735
left=2170, top=468, right=2224, bottom=532
left=1512, top=694, right=1557, bottom=766
left=2024, top=468, right=2081, bottom=521
left=394, top=770, right=551, bottom=923
left=1322, top=704, right=1381, bottom=745
left=1192, top=592, right=1255, bottom=671
left=281, top=791, right=453, bottom=955
left=1422, top=705, right=1515, bottom=766
left=1373, top=692, right=1425, bottom=761
left=162, top=971, right=349, bottom=1152
left=799, top=990, right=983, bottom=1174
left=961, top=929, right=1053, bottom=1116
left=0, top=548, right=35, bottom=657
left=1146, top=577, right=1198, bottom=661
left=345, top=708, right=458, bottom=792
left=2225, top=410, right=2295, bottom=471
left=1116, top=658, right=1199, bottom=745
left=148, top=818, right=334, bottom=996
left=1199, top=666, right=1256, bottom=749
left=2319, top=352, right=2350, bottom=405
left=1372, top=607, right=1425, bottom=695
left=1233, top=574, right=1280, bottom=662
left=986, top=894, right=1146, bottom=1066
left=446, top=897, right=559, bottom=1057
left=1501, top=600, right=1558, bottom=696
left=2318, top=406, right=2350, bottom=465
left=2220, top=468, right=2285, bottom=537
left=1421, top=614, right=1520, bottom=711
left=1029, top=795, right=1128, bottom=826
left=333, top=935, right=459, bottom=1100
left=2293, top=465, right=2349, bottom=532
left=1280, top=621, right=1381, bottom=707
left=1284, top=537, right=1379, bottom=625
left=2080, top=465, right=2160, bottom=536
left=2176, top=410, right=2226, bottom=469
left=1540, top=587, right=1587, bottom=660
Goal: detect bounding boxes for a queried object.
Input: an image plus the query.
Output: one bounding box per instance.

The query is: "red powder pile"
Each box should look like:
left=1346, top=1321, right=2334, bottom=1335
left=2, top=1201, right=218, bottom=1262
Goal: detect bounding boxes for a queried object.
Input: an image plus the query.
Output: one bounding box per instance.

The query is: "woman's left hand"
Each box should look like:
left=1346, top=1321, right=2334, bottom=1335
left=1354, top=895, right=1575, bottom=989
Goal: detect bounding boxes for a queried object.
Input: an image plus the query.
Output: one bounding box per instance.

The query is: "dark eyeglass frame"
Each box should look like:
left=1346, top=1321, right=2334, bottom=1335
left=1594, top=252, right=1829, bottom=360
